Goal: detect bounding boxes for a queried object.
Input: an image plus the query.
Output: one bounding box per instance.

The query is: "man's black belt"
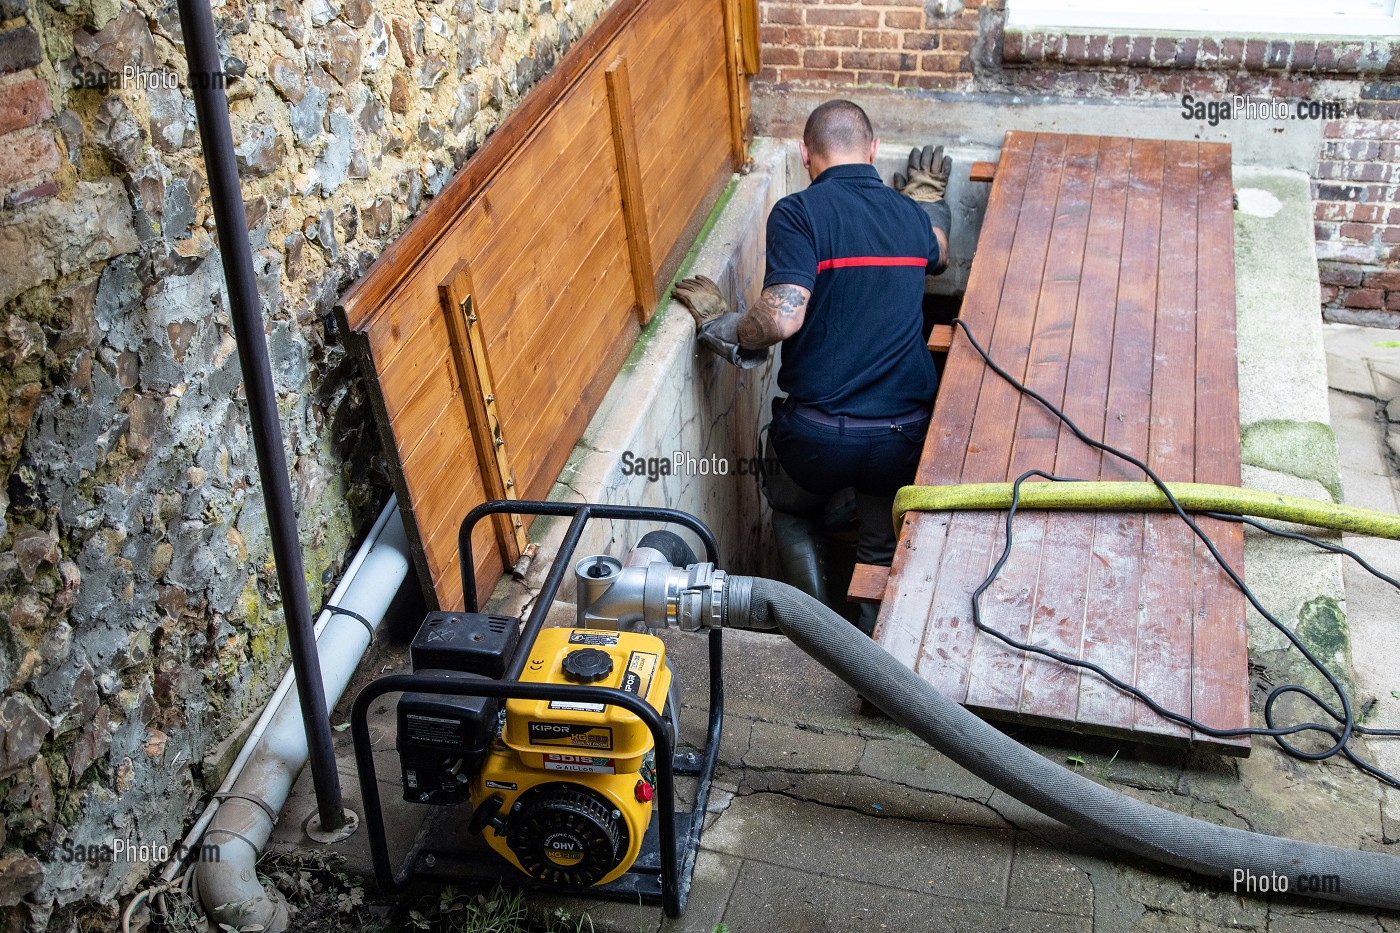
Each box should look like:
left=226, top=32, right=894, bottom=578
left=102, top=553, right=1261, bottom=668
left=784, top=400, right=930, bottom=430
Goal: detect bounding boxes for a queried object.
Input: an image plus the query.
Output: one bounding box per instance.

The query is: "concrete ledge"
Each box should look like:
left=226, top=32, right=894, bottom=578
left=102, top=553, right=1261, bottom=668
left=1232, top=167, right=1352, bottom=700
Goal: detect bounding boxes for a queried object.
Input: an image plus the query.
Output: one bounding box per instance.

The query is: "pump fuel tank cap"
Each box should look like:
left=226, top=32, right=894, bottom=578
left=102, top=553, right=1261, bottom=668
left=561, top=647, right=613, bottom=682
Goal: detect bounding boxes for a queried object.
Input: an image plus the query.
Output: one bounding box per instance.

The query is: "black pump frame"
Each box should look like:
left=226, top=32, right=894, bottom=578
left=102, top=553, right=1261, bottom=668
left=351, top=500, right=725, bottom=917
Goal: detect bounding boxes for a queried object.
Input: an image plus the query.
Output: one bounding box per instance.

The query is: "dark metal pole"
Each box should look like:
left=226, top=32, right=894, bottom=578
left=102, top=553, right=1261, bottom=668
left=175, top=0, right=345, bottom=830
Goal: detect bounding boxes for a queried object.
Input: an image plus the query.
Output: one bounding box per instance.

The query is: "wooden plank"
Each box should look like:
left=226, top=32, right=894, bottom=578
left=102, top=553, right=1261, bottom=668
left=969, top=161, right=997, bottom=183
left=962, top=511, right=1044, bottom=711
left=347, top=0, right=720, bottom=382
left=739, top=0, right=760, bottom=74
left=914, top=511, right=1001, bottom=703
left=464, top=113, right=616, bottom=318
left=440, top=261, right=530, bottom=564
left=1193, top=143, right=1242, bottom=488
left=630, top=3, right=720, bottom=162
left=847, top=563, right=890, bottom=604
left=510, top=274, right=637, bottom=500
left=1050, top=135, right=1134, bottom=732
left=493, top=208, right=634, bottom=452
left=1190, top=141, right=1249, bottom=750
left=877, top=512, right=950, bottom=667
left=1076, top=137, right=1162, bottom=733
left=1133, top=140, right=1199, bottom=741
left=1077, top=510, right=1147, bottom=729
left=419, top=460, right=488, bottom=581
left=369, top=308, right=452, bottom=425
left=918, top=131, right=1035, bottom=485
left=339, top=0, right=746, bottom=611
left=1058, top=136, right=1132, bottom=484
left=721, top=0, right=747, bottom=167
left=407, top=453, right=495, bottom=601
left=497, top=235, right=638, bottom=504
left=480, top=134, right=624, bottom=387
left=339, top=0, right=651, bottom=329
left=617, top=0, right=708, bottom=131
left=389, top=347, right=459, bottom=465
left=605, top=58, right=658, bottom=324
left=961, top=132, right=1066, bottom=713
left=647, top=107, right=735, bottom=293
left=1011, top=133, right=1100, bottom=722
left=642, top=58, right=732, bottom=249
left=927, top=323, right=953, bottom=352
left=895, top=131, right=1034, bottom=699
left=524, top=309, right=640, bottom=506
left=360, top=74, right=614, bottom=381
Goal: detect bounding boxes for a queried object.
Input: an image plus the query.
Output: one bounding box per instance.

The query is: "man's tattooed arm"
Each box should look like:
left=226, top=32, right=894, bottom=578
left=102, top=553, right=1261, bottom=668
left=737, top=284, right=811, bottom=349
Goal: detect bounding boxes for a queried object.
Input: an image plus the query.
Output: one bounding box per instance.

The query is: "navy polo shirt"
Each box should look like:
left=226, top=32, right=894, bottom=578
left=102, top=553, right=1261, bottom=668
left=763, top=162, right=940, bottom=418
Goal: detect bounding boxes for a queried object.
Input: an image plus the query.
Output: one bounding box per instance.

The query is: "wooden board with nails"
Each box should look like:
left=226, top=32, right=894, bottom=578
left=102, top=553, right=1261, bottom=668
left=338, top=0, right=752, bottom=608
left=874, top=131, right=1250, bottom=755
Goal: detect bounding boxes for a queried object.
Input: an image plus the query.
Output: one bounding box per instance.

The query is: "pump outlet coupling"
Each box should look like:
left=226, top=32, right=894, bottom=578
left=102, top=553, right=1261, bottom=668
left=575, top=554, right=729, bottom=631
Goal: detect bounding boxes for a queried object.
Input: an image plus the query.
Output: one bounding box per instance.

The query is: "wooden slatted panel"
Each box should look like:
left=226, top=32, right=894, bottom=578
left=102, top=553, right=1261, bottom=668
left=1191, top=142, right=1248, bottom=740
left=878, top=130, right=1249, bottom=754
left=338, top=0, right=744, bottom=608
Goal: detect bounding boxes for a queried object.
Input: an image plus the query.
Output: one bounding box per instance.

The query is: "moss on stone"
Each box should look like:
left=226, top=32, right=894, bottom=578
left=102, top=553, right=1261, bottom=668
left=1239, top=419, right=1342, bottom=503
left=1296, top=594, right=1348, bottom=665
left=619, top=177, right=740, bottom=376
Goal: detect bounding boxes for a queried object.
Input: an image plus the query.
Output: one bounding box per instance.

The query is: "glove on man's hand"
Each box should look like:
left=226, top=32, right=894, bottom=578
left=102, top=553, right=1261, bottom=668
left=893, top=144, right=953, bottom=237
left=673, top=276, right=768, bottom=370
left=673, top=275, right=729, bottom=327
left=893, top=145, right=951, bottom=202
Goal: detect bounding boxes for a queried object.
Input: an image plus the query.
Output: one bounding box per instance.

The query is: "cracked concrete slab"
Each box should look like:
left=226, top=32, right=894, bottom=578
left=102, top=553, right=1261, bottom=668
left=1007, top=836, right=1095, bottom=918
left=742, top=720, right=866, bottom=772
left=702, top=792, right=1015, bottom=904
left=721, top=860, right=1091, bottom=933
left=738, top=769, right=1010, bottom=830
left=859, top=735, right=998, bottom=802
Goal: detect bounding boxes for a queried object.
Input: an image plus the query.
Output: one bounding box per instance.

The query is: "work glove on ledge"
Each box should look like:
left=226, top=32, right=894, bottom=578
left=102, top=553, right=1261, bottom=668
left=673, top=275, right=768, bottom=370
left=893, top=144, right=953, bottom=237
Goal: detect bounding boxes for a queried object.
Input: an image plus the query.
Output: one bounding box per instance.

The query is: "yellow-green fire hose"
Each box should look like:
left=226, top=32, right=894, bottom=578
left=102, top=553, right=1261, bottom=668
left=893, top=481, right=1400, bottom=540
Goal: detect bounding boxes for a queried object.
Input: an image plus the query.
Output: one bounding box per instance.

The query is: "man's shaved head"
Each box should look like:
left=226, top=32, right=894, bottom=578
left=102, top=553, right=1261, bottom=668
left=803, top=100, right=874, bottom=160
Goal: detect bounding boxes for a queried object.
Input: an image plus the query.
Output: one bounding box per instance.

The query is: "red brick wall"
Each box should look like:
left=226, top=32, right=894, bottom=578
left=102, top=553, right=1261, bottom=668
left=756, top=0, right=1400, bottom=324
left=758, top=0, right=984, bottom=90
left=0, top=17, right=59, bottom=209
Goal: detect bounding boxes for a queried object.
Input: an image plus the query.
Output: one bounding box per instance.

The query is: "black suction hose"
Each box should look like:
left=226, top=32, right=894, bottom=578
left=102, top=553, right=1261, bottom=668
left=725, top=576, right=1400, bottom=910
left=636, top=530, right=699, bottom=567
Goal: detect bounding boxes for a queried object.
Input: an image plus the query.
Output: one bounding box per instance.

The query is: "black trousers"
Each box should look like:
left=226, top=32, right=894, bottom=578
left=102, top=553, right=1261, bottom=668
left=761, top=399, right=930, bottom=633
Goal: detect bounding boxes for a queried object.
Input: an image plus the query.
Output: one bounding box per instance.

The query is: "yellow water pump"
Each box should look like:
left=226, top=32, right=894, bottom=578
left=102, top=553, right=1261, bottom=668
left=467, top=628, right=672, bottom=886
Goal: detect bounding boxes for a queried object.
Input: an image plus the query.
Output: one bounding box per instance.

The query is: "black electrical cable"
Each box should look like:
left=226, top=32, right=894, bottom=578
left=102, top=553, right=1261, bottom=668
left=949, top=316, right=1400, bottom=789
left=1205, top=511, right=1400, bottom=592
left=321, top=603, right=376, bottom=639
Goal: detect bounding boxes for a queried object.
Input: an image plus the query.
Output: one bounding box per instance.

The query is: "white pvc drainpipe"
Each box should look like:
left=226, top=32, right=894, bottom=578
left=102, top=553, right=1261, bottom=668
left=167, top=496, right=410, bottom=930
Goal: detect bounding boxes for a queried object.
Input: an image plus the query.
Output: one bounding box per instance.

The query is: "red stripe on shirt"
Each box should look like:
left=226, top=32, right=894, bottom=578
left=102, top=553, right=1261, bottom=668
left=815, top=255, right=929, bottom=273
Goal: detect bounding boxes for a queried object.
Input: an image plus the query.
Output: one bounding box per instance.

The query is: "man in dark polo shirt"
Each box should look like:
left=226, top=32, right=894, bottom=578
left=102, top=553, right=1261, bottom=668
left=676, top=99, right=951, bottom=635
